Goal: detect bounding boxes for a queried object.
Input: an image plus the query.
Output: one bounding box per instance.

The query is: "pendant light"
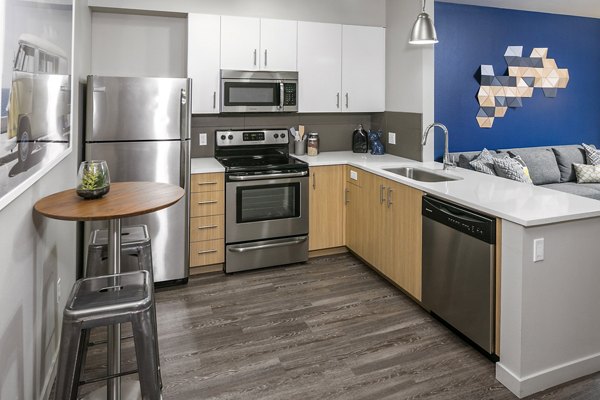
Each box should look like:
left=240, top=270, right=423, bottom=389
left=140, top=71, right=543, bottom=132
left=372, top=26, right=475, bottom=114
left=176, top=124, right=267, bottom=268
left=409, top=0, right=438, bottom=44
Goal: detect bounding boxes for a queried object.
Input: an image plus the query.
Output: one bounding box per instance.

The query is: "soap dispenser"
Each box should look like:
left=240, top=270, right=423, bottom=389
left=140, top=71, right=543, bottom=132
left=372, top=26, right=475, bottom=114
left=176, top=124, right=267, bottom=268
left=352, top=124, right=368, bottom=153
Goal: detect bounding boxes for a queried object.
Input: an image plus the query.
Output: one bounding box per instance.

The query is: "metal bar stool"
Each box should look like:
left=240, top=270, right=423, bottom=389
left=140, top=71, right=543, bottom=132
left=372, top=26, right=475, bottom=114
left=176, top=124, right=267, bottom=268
left=85, top=224, right=162, bottom=389
left=55, top=270, right=161, bottom=400
left=86, top=225, right=153, bottom=278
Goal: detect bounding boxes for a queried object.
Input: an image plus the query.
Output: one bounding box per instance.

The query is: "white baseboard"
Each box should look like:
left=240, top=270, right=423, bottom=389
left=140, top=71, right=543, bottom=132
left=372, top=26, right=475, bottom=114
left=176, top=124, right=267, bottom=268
left=496, top=351, right=600, bottom=398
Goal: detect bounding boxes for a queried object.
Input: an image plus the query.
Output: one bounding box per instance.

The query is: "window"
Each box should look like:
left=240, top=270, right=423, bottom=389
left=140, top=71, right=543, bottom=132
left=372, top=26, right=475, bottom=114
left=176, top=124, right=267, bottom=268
left=39, top=52, right=59, bottom=74
left=13, top=45, right=35, bottom=73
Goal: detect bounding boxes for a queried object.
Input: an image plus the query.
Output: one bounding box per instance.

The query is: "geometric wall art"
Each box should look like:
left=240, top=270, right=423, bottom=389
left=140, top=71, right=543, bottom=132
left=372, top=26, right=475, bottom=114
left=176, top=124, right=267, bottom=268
left=477, top=46, right=569, bottom=128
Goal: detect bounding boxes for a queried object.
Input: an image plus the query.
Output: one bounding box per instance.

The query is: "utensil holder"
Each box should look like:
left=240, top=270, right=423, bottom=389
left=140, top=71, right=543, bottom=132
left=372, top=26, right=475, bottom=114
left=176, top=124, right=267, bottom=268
left=294, top=139, right=306, bottom=156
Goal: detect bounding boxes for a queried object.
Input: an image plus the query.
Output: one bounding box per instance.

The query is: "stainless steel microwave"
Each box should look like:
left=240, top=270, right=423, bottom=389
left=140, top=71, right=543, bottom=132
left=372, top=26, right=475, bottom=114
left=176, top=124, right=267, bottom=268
left=220, top=70, right=298, bottom=113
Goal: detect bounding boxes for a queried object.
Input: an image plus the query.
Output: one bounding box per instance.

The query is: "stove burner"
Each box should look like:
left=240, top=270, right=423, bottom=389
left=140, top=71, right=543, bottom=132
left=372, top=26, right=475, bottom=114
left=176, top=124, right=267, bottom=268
left=214, top=129, right=307, bottom=174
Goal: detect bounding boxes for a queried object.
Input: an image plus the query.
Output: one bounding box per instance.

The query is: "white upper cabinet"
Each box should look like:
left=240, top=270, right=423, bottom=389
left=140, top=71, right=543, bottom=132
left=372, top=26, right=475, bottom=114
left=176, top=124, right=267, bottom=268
left=221, top=16, right=297, bottom=71
left=298, top=22, right=385, bottom=113
left=342, top=25, right=385, bottom=112
left=298, top=21, right=343, bottom=113
left=260, top=18, right=297, bottom=71
left=187, top=13, right=221, bottom=114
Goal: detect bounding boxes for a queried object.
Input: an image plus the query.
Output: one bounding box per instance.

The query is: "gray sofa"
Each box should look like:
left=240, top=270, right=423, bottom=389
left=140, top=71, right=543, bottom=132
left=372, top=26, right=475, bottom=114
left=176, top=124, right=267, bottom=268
left=448, top=144, right=600, bottom=200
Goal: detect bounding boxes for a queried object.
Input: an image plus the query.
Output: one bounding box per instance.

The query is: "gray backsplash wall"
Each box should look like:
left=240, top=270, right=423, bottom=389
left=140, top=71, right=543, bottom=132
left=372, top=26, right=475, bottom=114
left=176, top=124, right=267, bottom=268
left=191, top=113, right=372, bottom=158
left=190, top=111, right=422, bottom=160
left=371, top=111, right=423, bottom=161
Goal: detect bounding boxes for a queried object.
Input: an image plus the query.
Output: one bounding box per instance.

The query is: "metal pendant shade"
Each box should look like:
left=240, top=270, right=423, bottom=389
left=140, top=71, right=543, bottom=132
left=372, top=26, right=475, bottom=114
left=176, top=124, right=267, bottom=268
left=409, top=0, right=438, bottom=44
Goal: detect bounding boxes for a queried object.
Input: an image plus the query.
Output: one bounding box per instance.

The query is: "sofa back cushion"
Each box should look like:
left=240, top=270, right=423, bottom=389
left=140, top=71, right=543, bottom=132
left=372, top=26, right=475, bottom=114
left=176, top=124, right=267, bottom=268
left=551, top=145, right=589, bottom=182
left=502, top=148, right=561, bottom=185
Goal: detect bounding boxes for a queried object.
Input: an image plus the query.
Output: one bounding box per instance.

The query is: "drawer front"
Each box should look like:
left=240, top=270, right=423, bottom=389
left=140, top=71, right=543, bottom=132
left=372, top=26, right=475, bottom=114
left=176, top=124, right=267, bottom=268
left=191, top=173, right=224, bottom=193
left=191, top=191, right=224, bottom=217
left=190, top=239, right=224, bottom=266
left=190, top=215, right=224, bottom=242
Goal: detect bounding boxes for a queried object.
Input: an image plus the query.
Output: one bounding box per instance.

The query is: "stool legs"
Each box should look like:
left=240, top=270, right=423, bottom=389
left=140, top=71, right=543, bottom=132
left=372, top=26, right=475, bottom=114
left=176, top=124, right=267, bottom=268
left=131, top=307, right=161, bottom=400
left=55, top=322, right=88, bottom=400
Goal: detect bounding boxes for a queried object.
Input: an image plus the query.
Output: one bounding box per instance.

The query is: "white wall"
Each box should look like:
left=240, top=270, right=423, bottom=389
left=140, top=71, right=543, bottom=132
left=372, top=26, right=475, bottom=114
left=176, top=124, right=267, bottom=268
left=385, top=0, right=435, bottom=161
left=89, top=0, right=387, bottom=26
left=498, top=219, right=600, bottom=397
left=0, top=2, right=91, bottom=399
left=91, top=12, right=187, bottom=77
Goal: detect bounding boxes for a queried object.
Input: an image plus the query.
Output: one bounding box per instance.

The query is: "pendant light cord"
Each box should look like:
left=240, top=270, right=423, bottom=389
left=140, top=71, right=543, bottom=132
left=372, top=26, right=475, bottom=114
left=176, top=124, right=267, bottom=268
left=422, top=0, right=426, bottom=13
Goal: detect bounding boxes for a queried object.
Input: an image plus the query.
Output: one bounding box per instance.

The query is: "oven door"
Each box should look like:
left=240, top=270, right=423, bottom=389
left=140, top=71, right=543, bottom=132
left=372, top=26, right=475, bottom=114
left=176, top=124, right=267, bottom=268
left=221, top=78, right=284, bottom=112
left=226, top=175, right=308, bottom=243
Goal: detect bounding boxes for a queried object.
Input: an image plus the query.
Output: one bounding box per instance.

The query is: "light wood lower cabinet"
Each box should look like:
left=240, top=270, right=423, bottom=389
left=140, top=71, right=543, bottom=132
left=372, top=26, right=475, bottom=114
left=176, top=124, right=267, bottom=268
left=344, top=167, right=423, bottom=301
left=309, top=165, right=345, bottom=251
left=190, top=172, right=224, bottom=271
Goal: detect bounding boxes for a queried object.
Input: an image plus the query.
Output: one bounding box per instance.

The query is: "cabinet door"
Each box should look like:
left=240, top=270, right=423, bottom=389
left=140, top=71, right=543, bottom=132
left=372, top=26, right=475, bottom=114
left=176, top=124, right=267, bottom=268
left=260, top=18, right=297, bottom=71
left=341, top=25, right=385, bottom=112
left=309, top=166, right=345, bottom=251
left=221, top=16, right=260, bottom=71
left=188, top=14, right=221, bottom=114
left=360, top=172, right=387, bottom=269
left=382, top=179, right=423, bottom=300
left=298, top=21, right=342, bottom=112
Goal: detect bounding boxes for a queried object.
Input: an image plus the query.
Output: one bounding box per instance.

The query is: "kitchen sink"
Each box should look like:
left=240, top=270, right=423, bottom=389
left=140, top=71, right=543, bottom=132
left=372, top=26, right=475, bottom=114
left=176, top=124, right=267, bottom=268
left=383, top=167, right=462, bottom=183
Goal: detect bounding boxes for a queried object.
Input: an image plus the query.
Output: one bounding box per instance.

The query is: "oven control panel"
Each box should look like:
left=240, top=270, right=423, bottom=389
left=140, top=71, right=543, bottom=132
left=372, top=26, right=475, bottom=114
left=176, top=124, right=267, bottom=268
left=216, top=129, right=289, bottom=146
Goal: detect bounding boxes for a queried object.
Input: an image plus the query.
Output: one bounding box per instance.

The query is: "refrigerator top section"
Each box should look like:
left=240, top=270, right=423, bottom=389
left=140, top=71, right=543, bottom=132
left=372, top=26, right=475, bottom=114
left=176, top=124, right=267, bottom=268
left=86, top=75, right=191, bottom=142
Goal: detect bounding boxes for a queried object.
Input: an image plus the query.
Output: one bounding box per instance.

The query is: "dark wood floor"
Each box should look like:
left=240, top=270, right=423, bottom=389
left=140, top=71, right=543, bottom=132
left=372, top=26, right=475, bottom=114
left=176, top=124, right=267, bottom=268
left=67, top=254, right=600, bottom=399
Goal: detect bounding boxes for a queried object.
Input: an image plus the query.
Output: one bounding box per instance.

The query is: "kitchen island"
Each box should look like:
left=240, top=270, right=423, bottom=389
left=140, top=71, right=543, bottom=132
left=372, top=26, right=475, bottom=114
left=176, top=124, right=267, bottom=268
left=294, top=151, right=600, bottom=398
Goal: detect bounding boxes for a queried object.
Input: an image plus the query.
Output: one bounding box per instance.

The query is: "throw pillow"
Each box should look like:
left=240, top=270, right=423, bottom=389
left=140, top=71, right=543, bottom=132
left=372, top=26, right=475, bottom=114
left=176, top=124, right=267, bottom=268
left=582, top=143, right=600, bottom=165
left=492, top=156, right=533, bottom=184
left=573, top=163, right=600, bottom=183
left=469, top=148, right=497, bottom=175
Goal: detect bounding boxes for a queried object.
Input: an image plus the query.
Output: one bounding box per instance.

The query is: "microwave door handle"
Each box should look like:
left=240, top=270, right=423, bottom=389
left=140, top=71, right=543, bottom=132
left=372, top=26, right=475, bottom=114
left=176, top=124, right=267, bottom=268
left=279, top=82, right=285, bottom=110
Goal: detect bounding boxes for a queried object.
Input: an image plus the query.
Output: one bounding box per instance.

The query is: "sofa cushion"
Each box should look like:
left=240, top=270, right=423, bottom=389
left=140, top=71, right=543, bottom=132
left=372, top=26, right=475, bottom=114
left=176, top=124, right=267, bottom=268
left=573, top=163, right=600, bottom=183
left=551, top=145, right=588, bottom=182
left=468, top=149, right=499, bottom=175
left=582, top=143, right=600, bottom=165
left=505, top=148, right=561, bottom=185
left=541, top=182, right=600, bottom=200
left=492, top=156, right=533, bottom=184
left=452, top=151, right=488, bottom=170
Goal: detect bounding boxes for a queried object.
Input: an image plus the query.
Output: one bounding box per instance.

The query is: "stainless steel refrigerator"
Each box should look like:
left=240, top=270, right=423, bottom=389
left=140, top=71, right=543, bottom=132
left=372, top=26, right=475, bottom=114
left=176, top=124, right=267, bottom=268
left=84, top=75, right=191, bottom=284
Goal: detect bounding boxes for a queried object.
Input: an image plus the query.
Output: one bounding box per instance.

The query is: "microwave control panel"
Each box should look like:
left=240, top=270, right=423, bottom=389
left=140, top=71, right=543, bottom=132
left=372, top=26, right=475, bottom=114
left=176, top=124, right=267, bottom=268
left=283, top=83, right=297, bottom=106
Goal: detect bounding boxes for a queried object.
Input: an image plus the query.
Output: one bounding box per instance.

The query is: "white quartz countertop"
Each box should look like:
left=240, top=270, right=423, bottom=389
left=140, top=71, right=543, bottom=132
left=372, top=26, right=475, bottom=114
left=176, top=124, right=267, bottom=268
left=293, top=151, right=600, bottom=227
left=191, top=158, right=225, bottom=174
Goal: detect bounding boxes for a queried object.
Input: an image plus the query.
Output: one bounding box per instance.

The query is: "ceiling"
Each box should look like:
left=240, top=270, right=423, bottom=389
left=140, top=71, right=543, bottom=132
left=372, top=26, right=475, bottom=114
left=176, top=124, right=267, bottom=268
left=435, top=0, right=600, bottom=19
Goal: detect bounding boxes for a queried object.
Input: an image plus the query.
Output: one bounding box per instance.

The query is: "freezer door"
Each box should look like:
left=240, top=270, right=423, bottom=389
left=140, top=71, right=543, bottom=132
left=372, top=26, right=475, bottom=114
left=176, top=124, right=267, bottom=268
left=85, top=141, right=190, bottom=283
left=87, top=75, right=191, bottom=141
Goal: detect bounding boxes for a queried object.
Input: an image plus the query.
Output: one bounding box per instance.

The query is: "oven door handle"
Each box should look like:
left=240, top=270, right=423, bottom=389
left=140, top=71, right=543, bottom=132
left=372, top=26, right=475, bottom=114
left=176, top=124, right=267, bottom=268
left=228, top=171, right=308, bottom=181
left=228, top=236, right=308, bottom=253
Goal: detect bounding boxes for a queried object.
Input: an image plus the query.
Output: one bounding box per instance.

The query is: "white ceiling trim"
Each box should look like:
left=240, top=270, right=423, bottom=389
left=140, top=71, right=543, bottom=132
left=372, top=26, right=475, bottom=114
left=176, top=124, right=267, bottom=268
left=435, top=0, right=600, bottom=20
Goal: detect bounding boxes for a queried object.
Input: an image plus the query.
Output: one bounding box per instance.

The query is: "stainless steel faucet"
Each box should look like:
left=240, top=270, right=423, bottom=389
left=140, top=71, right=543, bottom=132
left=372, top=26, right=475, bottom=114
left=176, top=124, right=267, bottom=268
left=422, top=122, right=453, bottom=170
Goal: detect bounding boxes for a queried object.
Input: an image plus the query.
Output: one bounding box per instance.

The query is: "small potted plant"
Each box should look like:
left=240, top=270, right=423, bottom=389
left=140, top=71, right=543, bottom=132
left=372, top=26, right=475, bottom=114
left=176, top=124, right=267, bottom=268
left=76, top=160, right=110, bottom=199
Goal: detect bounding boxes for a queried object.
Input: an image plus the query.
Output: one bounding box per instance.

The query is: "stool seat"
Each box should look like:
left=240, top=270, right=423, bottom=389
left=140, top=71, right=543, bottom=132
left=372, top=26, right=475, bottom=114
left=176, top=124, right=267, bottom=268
left=64, top=271, right=151, bottom=322
left=56, top=270, right=161, bottom=400
left=86, top=225, right=154, bottom=279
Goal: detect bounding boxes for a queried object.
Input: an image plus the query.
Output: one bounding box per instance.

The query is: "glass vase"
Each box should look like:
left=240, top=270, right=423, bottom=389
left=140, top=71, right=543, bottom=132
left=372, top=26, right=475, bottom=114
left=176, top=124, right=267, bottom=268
left=76, top=160, right=110, bottom=199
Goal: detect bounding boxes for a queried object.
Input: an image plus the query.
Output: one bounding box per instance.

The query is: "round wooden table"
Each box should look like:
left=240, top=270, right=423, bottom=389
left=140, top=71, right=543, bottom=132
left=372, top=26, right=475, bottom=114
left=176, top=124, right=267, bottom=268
left=35, top=181, right=184, bottom=400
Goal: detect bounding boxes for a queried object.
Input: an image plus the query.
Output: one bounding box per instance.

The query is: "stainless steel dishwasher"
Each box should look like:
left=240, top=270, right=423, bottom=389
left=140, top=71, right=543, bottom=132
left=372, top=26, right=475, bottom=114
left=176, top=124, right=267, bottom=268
left=422, top=195, right=496, bottom=357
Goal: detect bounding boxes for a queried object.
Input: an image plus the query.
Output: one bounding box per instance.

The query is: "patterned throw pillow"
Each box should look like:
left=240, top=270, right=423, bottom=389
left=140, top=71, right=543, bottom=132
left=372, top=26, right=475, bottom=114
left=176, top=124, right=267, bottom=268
left=573, top=163, right=600, bottom=183
left=469, top=148, right=497, bottom=175
left=582, top=143, right=600, bottom=165
left=492, top=156, right=533, bottom=184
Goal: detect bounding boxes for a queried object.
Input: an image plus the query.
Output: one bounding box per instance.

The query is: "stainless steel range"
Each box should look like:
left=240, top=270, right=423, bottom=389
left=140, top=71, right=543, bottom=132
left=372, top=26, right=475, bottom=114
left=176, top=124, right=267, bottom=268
left=215, top=129, right=309, bottom=273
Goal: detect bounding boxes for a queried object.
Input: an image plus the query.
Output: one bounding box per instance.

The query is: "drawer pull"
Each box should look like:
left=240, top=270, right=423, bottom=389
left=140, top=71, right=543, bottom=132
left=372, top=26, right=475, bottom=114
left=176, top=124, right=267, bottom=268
left=197, top=181, right=218, bottom=185
left=197, top=249, right=218, bottom=255
left=198, top=225, right=218, bottom=230
left=197, top=200, right=218, bottom=205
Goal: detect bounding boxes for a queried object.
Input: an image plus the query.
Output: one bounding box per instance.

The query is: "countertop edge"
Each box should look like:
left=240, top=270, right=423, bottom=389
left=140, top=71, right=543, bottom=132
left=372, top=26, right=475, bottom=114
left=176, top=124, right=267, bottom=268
left=292, top=152, right=600, bottom=227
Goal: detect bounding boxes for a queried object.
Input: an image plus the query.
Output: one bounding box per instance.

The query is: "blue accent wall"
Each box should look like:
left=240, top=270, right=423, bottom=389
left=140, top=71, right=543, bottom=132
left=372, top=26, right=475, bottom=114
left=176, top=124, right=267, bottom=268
left=434, top=2, right=600, bottom=159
